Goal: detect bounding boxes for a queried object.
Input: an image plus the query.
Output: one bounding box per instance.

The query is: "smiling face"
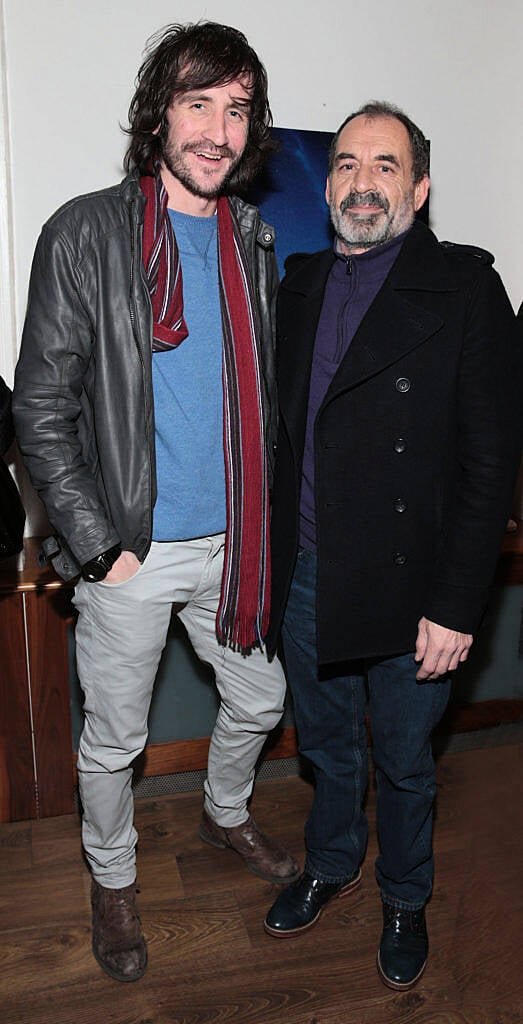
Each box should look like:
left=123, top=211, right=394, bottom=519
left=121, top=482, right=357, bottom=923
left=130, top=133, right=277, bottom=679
left=159, top=76, right=252, bottom=215
left=326, top=114, right=430, bottom=253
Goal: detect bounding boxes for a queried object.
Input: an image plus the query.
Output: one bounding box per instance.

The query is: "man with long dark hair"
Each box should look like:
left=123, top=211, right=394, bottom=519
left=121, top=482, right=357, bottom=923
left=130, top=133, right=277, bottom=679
left=13, top=22, right=298, bottom=983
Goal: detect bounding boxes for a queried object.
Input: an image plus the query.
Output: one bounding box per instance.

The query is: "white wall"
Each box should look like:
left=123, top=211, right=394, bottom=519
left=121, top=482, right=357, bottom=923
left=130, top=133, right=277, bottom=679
left=2, top=0, right=522, bottom=371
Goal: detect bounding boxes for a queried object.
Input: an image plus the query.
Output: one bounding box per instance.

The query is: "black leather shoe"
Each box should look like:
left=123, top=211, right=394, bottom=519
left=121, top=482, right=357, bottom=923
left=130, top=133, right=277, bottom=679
left=377, top=904, right=428, bottom=990
left=264, top=868, right=361, bottom=937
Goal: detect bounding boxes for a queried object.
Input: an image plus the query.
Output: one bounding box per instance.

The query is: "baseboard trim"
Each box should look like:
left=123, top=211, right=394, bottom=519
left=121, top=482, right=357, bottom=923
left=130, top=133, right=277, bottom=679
left=437, top=697, right=523, bottom=735
left=72, top=698, right=522, bottom=782
left=136, top=725, right=300, bottom=778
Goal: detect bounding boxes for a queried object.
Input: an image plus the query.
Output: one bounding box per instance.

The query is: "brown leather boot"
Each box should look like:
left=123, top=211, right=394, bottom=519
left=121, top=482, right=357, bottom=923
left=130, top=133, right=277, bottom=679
left=91, top=879, right=147, bottom=982
left=199, top=809, right=300, bottom=884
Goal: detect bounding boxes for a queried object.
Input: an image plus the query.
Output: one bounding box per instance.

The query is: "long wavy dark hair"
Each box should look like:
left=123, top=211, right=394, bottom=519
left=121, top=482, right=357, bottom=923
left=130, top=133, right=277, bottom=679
left=124, top=21, right=274, bottom=191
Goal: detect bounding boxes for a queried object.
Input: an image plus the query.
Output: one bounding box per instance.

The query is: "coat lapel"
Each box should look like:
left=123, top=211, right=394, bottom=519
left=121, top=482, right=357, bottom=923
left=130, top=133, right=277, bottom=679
left=277, top=249, right=334, bottom=444
left=324, top=283, right=444, bottom=399
left=324, top=222, right=456, bottom=401
left=277, top=222, right=458, bottom=437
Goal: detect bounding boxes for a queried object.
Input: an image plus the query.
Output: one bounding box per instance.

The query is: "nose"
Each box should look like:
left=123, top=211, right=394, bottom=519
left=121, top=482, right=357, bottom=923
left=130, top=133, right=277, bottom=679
left=203, top=108, right=228, bottom=148
left=352, top=164, right=375, bottom=192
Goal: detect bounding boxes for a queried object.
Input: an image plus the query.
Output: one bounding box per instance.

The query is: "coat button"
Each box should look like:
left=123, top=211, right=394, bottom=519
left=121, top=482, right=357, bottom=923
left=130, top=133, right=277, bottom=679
left=394, top=437, right=406, bottom=453
left=394, top=498, right=407, bottom=513
left=263, top=231, right=273, bottom=243
left=393, top=552, right=407, bottom=565
left=395, top=377, right=411, bottom=393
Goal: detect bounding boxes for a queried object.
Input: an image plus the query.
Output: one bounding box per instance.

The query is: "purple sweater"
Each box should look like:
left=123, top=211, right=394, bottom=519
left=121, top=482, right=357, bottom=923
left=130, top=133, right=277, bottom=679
left=299, top=230, right=408, bottom=550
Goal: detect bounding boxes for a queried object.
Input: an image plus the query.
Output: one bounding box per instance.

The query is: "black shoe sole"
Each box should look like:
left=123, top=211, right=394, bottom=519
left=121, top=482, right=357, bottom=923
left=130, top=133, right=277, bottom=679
left=263, top=868, right=362, bottom=938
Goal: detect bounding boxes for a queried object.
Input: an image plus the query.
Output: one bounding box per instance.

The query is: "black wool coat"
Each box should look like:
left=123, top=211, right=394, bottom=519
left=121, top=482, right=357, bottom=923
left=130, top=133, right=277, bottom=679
left=267, top=221, right=522, bottom=665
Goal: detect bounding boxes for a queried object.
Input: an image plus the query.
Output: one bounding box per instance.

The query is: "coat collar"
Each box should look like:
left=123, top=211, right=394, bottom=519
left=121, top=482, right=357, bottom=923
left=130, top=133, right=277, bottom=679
left=278, top=221, right=457, bottom=432
left=327, top=223, right=456, bottom=399
left=388, top=220, right=459, bottom=293
left=281, top=220, right=458, bottom=298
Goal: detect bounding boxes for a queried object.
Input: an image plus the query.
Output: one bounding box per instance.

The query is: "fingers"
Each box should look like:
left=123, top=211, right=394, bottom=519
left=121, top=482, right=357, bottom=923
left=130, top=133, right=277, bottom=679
left=415, top=617, right=473, bottom=681
left=104, top=549, right=141, bottom=584
left=414, top=617, right=428, bottom=664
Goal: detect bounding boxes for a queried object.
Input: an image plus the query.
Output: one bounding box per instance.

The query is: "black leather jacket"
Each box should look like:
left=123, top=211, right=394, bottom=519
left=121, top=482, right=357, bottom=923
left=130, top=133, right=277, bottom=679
left=13, top=172, right=278, bottom=576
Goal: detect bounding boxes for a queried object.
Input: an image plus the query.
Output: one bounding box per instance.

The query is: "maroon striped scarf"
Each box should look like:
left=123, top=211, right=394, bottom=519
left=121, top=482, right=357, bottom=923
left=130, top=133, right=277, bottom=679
left=140, top=167, right=271, bottom=651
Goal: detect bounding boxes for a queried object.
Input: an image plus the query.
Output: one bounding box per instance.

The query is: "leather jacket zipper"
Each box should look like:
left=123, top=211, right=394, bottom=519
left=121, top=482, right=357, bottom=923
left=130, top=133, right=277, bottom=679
left=128, top=194, right=154, bottom=556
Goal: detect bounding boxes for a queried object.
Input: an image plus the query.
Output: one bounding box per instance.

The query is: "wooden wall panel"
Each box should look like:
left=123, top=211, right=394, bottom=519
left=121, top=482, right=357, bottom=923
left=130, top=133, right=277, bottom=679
left=0, top=593, right=37, bottom=820
left=24, top=589, right=74, bottom=817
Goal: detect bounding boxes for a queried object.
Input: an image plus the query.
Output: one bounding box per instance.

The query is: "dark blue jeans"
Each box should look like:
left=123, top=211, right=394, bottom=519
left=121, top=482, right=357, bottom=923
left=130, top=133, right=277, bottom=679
left=282, top=548, right=451, bottom=910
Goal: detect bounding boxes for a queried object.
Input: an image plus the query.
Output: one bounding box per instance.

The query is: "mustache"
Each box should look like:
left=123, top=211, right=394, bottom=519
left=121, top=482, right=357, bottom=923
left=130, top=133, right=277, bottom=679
left=340, top=191, right=390, bottom=214
left=182, top=140, right=236, bottom=160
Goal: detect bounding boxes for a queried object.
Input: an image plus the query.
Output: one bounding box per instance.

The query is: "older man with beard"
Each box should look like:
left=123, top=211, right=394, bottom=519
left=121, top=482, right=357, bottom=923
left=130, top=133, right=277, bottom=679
left=263, top=102, right=521, bottom=990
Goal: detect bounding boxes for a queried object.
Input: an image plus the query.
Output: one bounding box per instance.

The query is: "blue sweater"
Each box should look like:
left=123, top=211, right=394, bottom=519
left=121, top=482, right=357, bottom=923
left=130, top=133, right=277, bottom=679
left=152, top=209, right=226, bottom=541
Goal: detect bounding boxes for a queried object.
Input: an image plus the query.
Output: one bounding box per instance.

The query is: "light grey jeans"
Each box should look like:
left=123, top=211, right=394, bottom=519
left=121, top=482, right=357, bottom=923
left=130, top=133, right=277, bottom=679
left=73, top=535, right=286, bottom=888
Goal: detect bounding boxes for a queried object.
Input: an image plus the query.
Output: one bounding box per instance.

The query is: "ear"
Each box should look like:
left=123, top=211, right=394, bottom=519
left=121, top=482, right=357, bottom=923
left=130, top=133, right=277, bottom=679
left=153, top=112, right=168, bottom=138
left=414, top=175, right=430, bottom=212
left=325, top=175, right=331, bottom=207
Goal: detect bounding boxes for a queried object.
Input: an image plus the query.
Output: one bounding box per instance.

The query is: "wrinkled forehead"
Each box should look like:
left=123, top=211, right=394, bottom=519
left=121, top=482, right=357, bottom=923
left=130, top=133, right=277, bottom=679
left=335, top=114, right=413, bottom=167
left=175, top=64, right=254, bottom=97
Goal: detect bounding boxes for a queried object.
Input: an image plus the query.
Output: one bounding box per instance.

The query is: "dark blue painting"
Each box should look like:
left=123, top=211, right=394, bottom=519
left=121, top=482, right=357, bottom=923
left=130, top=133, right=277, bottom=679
left=247, top=126, right=334, bottom=278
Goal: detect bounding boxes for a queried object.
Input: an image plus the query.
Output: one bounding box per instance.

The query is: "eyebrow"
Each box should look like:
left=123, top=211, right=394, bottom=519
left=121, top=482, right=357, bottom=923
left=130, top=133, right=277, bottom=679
left=229, top=97, right=252, bottom=109
left=335, top=151, right=400, bottom=167
left=179, top=91, right=252, bottom=108
left=375, top=153, right=400, bottom=167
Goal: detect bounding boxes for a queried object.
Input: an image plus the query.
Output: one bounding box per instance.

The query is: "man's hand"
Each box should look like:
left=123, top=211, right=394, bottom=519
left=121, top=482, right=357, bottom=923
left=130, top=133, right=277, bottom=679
left=104, top=550, right=141, bottom=584
left=414, top=617, right=473, bottom=680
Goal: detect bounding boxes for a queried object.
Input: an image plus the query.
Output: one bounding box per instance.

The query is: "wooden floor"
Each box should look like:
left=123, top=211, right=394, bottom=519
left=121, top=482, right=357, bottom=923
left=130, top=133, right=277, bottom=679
left=1, top=740, right=522, bottom=1024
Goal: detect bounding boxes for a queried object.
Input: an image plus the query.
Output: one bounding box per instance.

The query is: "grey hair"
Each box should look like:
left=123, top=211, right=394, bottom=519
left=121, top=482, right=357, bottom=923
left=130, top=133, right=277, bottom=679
left=328, top=101, right=429, bottom=183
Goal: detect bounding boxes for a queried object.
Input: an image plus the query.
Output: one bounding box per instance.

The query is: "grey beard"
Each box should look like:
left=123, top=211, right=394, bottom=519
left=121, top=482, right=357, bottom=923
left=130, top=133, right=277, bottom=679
left=331, top=190, right=414, bottom=251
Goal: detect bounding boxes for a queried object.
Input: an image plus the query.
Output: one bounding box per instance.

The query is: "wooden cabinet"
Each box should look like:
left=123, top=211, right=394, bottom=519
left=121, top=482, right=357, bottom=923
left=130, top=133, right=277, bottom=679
left=0, top=539, right=74, bottom=821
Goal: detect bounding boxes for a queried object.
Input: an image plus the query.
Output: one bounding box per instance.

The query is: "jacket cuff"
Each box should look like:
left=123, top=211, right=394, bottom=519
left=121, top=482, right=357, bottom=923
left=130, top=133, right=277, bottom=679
left=423, top=583, right=491, bottom=635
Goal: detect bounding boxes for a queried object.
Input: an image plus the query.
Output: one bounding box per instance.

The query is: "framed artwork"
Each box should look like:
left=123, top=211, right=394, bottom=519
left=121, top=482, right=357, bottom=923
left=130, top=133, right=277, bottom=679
left=247, top=126, right=334, bottom=277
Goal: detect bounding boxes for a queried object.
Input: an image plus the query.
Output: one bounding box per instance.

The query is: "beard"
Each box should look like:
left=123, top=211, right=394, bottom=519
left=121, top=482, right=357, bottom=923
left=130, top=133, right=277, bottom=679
left=329, top=188, right=415, bottom=251
left=160, top=134, right=242, bottom=200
